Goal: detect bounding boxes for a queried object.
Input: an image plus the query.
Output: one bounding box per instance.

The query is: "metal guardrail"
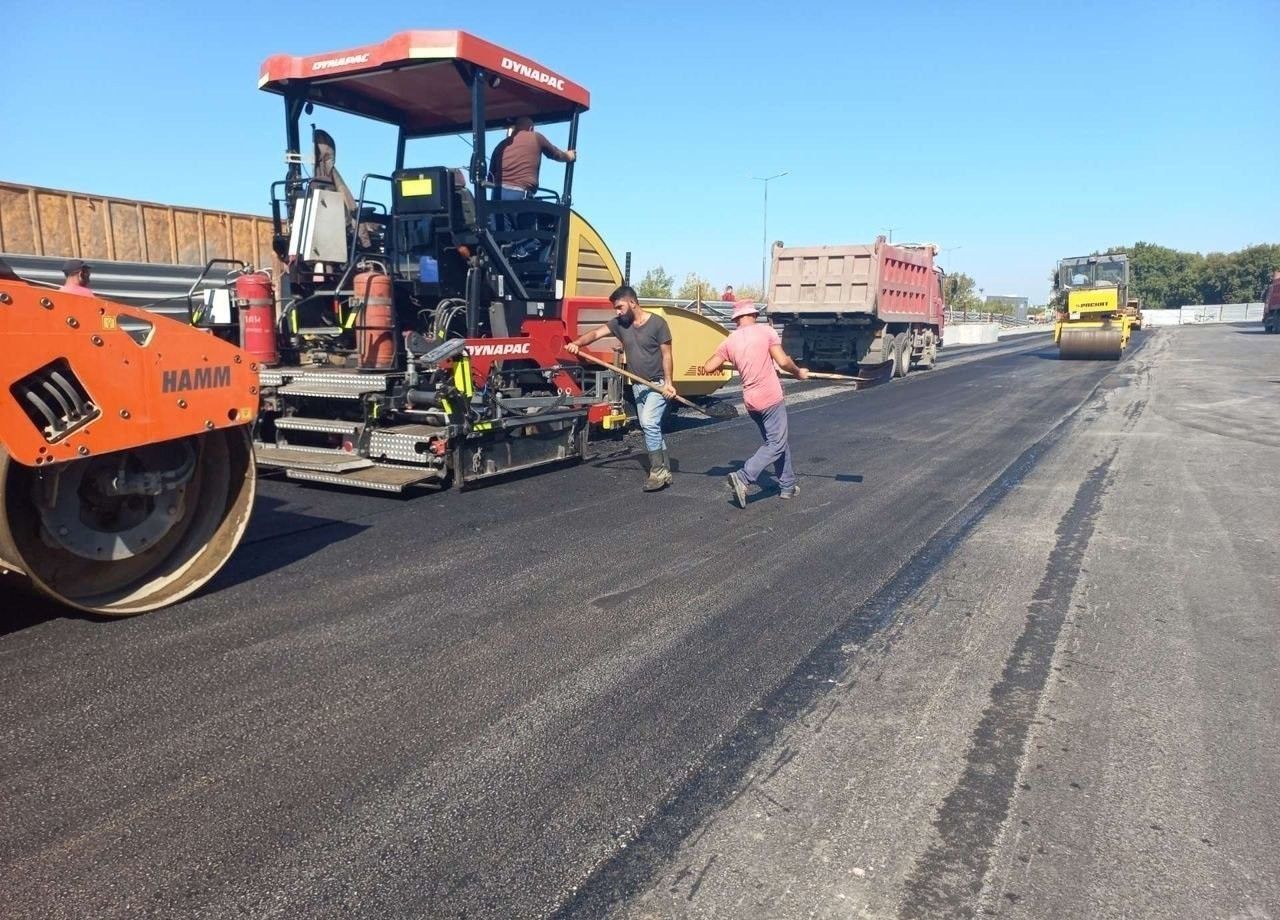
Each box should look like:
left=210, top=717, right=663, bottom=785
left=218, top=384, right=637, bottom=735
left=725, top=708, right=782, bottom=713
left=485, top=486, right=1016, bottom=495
left=945, top=309, right=1032, bottom=328
left=0, top=252, right=238, bottom=318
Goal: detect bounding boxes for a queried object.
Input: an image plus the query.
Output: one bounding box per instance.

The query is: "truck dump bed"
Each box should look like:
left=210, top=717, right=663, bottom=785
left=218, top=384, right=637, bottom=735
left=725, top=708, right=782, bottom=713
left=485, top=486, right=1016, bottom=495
left=0, top=181, right=276, bottom=268
left=768, top=238, right=944, bottom=327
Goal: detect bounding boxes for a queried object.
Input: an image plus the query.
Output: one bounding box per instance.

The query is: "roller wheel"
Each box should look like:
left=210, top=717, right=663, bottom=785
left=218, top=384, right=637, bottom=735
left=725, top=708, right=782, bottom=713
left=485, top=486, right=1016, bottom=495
left=1058, top=328, right=1123, bottom=361
left=0, top=429, right=256, bottom=615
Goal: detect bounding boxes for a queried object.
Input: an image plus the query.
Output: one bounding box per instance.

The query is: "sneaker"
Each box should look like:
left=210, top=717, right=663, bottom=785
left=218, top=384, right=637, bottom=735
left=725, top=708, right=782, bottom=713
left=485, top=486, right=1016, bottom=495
left=726, top=471, right=748, bottom=509
left=779, top=484, right=800, bottom=500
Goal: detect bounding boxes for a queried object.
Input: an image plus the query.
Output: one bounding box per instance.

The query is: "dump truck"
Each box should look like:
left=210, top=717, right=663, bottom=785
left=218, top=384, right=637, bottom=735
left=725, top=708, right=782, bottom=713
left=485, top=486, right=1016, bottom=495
left=766, top=236, right=945, bottom=378
left=0, top=260, right=258, bottom=614
left=1053, top=252, right=1136, bottom=360
left=1263, top=270, right=1280, bottom=334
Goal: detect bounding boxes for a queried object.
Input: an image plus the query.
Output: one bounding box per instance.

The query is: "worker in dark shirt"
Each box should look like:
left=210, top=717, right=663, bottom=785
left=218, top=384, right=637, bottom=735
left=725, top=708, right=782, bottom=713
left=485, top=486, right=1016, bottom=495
left=489, top=116, right=576, bottom=200
left=567, top=285, right=677, bottom=492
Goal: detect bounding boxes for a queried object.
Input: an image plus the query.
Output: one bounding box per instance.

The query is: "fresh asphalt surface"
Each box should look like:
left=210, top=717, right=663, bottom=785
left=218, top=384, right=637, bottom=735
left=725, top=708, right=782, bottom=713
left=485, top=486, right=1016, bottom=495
left=3, top=327, right=1276, bottom=918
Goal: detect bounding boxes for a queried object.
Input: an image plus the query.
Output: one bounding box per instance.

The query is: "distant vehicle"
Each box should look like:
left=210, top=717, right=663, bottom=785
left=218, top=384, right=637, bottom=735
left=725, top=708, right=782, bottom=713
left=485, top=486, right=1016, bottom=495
left=1263, top=272, right=1280, bottom=334
left=1052, top=252, right=1137, bottom=360
left=766, top=236, right=945, bottom=379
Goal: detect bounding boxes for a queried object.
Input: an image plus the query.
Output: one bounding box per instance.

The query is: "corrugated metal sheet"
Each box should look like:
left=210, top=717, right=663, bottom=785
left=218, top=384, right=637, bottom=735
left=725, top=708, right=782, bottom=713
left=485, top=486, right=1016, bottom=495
left=1, top=253, right=237, bottom=319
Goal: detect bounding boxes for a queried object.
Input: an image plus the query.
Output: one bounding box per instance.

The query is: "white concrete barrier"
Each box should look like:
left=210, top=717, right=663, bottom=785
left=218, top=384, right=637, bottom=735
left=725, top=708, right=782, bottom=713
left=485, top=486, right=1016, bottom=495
left=945, top=323, right=1000, bottom=345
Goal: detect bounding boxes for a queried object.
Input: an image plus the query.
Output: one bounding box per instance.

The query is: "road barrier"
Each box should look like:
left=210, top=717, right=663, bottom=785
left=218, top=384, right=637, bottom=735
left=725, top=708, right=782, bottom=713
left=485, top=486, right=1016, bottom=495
left=1143, top=303, right=1263, bottom=326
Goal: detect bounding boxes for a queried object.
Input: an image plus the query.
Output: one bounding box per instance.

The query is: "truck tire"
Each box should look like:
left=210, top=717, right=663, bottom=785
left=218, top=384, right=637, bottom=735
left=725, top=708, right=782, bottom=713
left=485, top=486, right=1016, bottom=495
left=892, top=334, right=910, bottom=378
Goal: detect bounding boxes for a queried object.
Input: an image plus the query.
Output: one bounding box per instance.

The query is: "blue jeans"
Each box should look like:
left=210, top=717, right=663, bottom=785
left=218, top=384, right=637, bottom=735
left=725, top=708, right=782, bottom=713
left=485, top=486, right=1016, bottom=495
left=742, top=400, right=795, bottom=489
left=632, top=382, right=669, bottom=452
left=491, top=186, right=530, bottom=233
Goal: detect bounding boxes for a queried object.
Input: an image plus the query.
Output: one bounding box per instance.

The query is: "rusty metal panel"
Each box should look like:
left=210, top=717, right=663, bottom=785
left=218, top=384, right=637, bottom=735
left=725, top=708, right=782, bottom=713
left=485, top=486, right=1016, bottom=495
left=230, top=216, right=259, bottom=266
left=72, top=196, right=110, bottom=260
left=108, top=200, right=144, bottom=261
left=203, top=212, right=231, bottom=260
left=0, top=185, right=39, bottom=255
left=141, top=205, right=176, bottom=263
left=0, top=182, right=277, bottom=273
left=172, top=210, right=204, bottom=265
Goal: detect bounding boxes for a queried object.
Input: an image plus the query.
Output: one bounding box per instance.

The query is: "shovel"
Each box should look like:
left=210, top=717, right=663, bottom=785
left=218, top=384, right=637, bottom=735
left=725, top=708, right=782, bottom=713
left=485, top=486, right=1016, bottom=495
left=570, top=349, right=739, bottom=420
left=784, top=361, right=895, bottom=390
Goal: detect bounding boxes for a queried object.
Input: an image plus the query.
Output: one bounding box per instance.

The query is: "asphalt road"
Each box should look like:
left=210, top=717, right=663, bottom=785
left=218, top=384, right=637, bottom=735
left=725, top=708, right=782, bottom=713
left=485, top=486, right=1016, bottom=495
left=2, top=326, right=1275, bottom=919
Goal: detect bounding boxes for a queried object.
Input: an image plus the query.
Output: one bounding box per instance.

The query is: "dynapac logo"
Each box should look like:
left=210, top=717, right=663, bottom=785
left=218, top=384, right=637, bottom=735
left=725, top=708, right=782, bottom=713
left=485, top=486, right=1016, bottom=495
left=312, top=53, right=370, bottom=72
left=468, top=342, right=532, bottom=357
left=162, top=366, right=232, bottom=393
left=501, top=56, right=565, bottom=91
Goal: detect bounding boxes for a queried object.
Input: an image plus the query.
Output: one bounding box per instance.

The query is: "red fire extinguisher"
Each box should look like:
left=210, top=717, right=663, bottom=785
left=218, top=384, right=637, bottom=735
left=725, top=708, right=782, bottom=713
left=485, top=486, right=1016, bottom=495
left=352, top=269, right=396, bottom=370
left=235, top=272, right=279, bottom=367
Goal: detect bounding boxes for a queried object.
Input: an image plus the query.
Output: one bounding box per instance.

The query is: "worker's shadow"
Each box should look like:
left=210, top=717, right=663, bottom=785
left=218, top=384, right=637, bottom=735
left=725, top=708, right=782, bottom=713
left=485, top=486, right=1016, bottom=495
left=703, top=464, right=863, bottom=484
left=703, top=463, right=863, bottom=505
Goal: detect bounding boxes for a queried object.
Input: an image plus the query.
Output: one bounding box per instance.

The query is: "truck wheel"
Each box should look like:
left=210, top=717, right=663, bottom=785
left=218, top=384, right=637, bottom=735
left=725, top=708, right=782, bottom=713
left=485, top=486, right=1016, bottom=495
left=893, top=335, right=910, bottom=378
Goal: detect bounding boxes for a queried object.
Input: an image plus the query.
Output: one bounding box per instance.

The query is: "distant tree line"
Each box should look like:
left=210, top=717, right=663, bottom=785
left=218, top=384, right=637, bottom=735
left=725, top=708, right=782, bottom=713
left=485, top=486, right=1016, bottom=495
left=634, top=266, right=762, bottom=302
left=1052, top=242, right=1280, bottom=310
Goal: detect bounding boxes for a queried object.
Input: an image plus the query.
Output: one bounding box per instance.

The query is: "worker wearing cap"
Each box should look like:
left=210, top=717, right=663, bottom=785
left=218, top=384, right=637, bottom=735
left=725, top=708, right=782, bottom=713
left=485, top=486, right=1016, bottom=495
left=701, top=300, right=808, bottom=507
left=59, top=259, right=93, bottom=295
left=567, top=285, right=677, bottom=492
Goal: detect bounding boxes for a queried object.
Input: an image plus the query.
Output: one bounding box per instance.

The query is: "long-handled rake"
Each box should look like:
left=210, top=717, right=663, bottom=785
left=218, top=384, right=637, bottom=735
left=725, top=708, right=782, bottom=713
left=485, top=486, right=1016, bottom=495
left=570, top=350, right=739, bottom=420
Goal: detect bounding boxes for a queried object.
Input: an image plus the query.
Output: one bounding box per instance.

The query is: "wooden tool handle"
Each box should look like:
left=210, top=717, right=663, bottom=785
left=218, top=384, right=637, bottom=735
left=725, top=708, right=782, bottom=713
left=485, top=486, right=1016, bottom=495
left=571, top=348, right=699, bottom=410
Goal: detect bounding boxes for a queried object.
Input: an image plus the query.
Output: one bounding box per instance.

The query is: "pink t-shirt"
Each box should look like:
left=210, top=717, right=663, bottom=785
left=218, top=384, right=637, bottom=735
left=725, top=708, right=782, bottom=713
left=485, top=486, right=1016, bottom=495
left=59, top=282, right=93, bottom=296
left=713, top=322, right=785, bottom=412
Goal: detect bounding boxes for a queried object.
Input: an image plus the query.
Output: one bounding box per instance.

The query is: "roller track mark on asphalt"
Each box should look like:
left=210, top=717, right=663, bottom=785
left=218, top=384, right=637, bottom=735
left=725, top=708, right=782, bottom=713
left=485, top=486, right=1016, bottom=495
left=898, top=451, right=1118, bottom=919
left=553, top=348, right=1120, bottom=920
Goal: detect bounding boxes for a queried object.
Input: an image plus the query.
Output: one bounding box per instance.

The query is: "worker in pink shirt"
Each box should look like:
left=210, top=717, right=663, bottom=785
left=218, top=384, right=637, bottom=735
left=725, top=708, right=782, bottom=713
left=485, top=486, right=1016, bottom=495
left=700, top=300, right=808, bottom=507
left=59, top=259, right=93, bottom=295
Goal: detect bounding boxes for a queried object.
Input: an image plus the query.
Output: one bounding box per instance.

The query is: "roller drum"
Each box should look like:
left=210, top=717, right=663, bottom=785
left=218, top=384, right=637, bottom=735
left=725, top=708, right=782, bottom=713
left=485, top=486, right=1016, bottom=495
left=0, top=428, right=256, bottom=616
left=1058, top=328, right=1123, bottom=361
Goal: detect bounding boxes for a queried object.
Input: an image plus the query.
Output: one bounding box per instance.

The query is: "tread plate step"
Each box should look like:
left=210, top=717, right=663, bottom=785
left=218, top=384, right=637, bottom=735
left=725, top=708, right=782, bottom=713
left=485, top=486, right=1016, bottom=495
left=284, top=464, right=441, bottom=492
left=273, top=416, right=362, bottom=435
left=254, top=444, right=373, bottom=472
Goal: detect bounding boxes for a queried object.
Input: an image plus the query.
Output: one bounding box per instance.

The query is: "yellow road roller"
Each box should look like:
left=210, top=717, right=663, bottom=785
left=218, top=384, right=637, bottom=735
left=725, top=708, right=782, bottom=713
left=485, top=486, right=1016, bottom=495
left=1053, top=252, right=1136, bottom=360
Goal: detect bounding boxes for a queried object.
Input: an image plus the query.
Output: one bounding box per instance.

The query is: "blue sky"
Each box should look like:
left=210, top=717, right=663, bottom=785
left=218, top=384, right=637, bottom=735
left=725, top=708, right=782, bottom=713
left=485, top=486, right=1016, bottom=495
left=4, top=0, right=1277, bottom=302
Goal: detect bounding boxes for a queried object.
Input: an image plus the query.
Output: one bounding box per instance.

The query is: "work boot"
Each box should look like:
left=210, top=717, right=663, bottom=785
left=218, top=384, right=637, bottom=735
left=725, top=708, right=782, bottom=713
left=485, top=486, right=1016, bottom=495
left=643, top=449, right=670, bottom=492
left=656, top=449, right=673, bottom=486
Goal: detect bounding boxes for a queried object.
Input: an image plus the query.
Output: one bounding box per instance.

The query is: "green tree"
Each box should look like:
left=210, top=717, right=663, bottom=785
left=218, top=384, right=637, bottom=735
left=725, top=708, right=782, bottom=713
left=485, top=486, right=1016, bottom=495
left=942, top=272, right=983, bottom=312
left=733, top=283, right=764, bottom=302
left=676, top=272, right=718, bottom=302
left=1049, top=242, right=1280, bottom=310
left=636, top=266, right=673, bottom=299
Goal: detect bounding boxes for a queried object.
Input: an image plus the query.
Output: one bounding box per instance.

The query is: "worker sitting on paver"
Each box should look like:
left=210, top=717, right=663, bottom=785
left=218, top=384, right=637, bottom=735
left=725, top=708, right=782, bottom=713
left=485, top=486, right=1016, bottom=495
left=701, top=300, right=808, bottom=507
left=567, top=285, right=678, bottom=492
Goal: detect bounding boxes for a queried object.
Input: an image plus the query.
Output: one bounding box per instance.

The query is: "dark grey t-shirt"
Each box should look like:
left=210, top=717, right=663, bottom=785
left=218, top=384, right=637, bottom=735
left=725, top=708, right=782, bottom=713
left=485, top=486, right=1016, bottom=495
left=608, top=313, right=672, bottom=382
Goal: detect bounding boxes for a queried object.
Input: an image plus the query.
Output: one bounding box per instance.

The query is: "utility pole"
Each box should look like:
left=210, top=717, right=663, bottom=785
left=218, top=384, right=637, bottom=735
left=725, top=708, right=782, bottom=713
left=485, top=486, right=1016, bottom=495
left=881, top=226, right=898, bottom=243
left=752, top=172, right=788, bottom=301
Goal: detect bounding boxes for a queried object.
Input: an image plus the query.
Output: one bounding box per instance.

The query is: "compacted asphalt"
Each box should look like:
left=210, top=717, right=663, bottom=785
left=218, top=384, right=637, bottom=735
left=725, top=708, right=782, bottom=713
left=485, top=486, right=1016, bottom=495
left=3, top=325, right=1275, bottom=919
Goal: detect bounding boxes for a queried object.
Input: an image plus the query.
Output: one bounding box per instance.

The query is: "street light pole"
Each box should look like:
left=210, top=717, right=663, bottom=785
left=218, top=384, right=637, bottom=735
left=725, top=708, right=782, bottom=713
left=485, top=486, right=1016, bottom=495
left=752, top=172, right=787, bottom=301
